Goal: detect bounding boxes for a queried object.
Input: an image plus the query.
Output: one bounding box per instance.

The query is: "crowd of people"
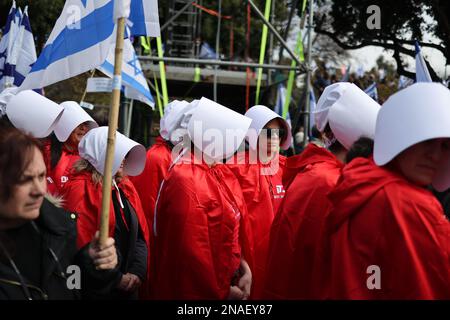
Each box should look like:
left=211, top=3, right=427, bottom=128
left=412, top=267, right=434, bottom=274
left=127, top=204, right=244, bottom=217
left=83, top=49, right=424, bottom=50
left=0, top=81, right=449, bottom=300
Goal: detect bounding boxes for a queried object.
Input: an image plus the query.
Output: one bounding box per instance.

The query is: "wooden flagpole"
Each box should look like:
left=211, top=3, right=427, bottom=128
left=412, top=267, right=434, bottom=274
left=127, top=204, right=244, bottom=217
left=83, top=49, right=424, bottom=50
left=99, top=17, right=126, bottom=246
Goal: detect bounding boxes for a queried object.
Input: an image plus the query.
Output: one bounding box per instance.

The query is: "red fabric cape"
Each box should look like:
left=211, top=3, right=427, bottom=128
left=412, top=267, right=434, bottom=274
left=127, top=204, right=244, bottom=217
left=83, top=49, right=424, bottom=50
left=263, top=144, right=343, bottom=299
left=151, top=160, right=253, bottom=299
left=61, top=171, right=151, bottom=298
left=42, top=139, right=80, bottom=195
left=227, top=152, right=286, bottom=298
left=324, top=157, right=450, bottom=299
left=129, top=136, right=172, bottom=232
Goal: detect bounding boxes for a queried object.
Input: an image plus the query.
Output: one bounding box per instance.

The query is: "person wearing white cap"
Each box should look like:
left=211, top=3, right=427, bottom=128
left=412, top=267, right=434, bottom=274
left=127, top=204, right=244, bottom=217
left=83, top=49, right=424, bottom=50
left=264, top=82, right=381, bottom=299
left=130, top=99, right=197, bottom=233
left=4, top=90, right=64, bottom=138
left=226, top=104, right=291, bottom=299
left=152, top=97, right=253, bottom=300
left=326, top=83, right=450, bottom=299
left=42, top=101, right=98, bottom=195
left=60, top=127, right=151, bottom=299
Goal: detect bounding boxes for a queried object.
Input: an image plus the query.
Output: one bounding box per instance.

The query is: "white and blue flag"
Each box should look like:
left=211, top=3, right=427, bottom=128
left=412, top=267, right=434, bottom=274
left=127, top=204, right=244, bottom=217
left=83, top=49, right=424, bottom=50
left=199, top=42, right=218, bottom=59
left=0, top=1, right=22, bottom=91
left=98, top=37, right=154, bottom=108
left=20, top=0, right=160, bottom=91
left=398, top=75, right=413, bottom=89
left=415, top=41, right=432, bottom=82
left=274, top=84, right=291, bottom=124
left=9, top=7, right=37, bottom=87
left=364, top=82, right=378, bottom=101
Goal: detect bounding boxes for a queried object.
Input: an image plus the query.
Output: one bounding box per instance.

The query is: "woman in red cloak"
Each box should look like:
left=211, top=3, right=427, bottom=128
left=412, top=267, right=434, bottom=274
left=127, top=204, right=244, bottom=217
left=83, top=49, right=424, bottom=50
left=42, top=101, right=97, bottom=195
left=151, top=98, right=253, bottom=300
left=264, top=83, right=381, bottom=299
left=130, top=100, right=198, bottom=233
left=326, top=83, right=450, bottom=299
left=228, top=105, right=291, bottom=298
left=61, top=127, right=150, bottom=299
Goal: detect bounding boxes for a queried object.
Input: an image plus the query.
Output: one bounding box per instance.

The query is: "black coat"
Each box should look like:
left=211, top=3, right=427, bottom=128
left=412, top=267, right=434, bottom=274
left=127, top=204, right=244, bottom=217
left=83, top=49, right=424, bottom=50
left=0, top=198, right=121, bottom=300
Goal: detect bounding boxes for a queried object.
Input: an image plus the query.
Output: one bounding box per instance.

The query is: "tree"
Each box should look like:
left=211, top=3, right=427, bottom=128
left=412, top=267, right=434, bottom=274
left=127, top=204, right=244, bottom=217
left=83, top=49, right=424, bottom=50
left=312, top=0, right=449, bottom=81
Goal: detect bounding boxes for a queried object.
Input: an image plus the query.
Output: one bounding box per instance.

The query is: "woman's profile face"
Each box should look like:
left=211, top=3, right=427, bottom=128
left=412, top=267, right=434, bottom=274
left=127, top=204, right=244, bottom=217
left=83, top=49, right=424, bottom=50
left=392, top=138, right=450, bottom=186
left=67, top=122, right=90, bottom=147
left=0, top=147, right=47, bottom=227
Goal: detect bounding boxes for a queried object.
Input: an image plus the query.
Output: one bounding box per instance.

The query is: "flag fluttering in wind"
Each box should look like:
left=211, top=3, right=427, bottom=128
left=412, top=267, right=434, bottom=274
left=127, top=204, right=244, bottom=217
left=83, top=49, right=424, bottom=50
left=398, top=75, right=414, bottom=89
left=415, top=40, right=432, bottom=83
left=0, top=1, right=22, bottom=91
left=275, top=84, right=292, bottom=124
left=364, top=82, right=378, bottom=102
left=20, top=0, right=160, bottom=91
left=10, top=6, right=37, bottom=88
left=98, top=37, right=154, bottom=108
left=199, top=42, right=218, bottom=59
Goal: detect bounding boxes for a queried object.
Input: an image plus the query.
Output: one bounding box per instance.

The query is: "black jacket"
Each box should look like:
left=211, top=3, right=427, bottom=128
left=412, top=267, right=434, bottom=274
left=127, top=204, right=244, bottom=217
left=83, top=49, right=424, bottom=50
left=0, top=198, right=121, bottom=300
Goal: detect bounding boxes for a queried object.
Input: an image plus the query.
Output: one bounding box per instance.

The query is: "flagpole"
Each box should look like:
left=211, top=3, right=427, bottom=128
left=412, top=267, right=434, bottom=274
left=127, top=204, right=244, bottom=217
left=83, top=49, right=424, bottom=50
left=99, top=17, right=126, bottom=246
left=80, top=69, right=96, bottom=105
left=303, top=0, right=313, bottom=149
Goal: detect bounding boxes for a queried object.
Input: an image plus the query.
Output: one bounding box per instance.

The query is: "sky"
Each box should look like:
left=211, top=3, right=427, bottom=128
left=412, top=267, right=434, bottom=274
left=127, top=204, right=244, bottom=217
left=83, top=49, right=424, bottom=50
left=282, top=8, right=449, bottom=80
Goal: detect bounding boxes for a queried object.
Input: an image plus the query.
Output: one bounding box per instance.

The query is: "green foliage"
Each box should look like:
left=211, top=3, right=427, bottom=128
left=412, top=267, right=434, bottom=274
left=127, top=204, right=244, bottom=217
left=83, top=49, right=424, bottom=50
left=314, top=0, right=449, bottom=80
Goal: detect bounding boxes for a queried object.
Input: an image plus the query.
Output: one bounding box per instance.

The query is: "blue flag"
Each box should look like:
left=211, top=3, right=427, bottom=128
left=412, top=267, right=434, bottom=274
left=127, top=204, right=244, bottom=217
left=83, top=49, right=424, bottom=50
left=20, top=0, right=160, bottom=91
left=98, top=37, right=154, bottom=108
left=9, top=6, right=37, bottom=87
left=415, top=40, right=432, bottom=82
left=364, top=82, right=378, bottom=102
left=0, top=1, right=21, bottom=91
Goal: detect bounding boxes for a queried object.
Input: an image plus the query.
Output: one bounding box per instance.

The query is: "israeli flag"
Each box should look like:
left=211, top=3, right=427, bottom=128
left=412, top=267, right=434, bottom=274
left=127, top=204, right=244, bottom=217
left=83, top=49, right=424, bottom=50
left=356, top=65, right=365, bottom=78
left=98, top=38, right=154, bottom=108
left=364, top=82, right=378, bottom=102
left=398, top=75, right=413, bottom=89
left=199, top=42, right=218, bottom=59
left=0, top=1, right=22, bottom=91
left=128, top=0, right=160, bottom=37
left=20, top=0, right=160, bottom=91
left=9, top=7, right=37, bottom=87
left=415, top=41, right=432, bottom=82
left=275, top=84, right=294, bottom=146
left=274, top=84, right=291, bottom=123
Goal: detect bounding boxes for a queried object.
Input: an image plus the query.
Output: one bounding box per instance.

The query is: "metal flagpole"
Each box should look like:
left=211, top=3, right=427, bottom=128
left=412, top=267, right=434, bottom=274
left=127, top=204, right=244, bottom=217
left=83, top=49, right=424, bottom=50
left=213, top=0, right=222, bottom=102
left=303, top=0, right=313, bottom=148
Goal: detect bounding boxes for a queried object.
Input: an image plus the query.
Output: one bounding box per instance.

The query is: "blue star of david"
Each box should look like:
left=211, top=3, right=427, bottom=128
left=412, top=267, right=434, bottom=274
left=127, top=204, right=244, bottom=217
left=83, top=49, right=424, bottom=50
left=80, top=0, right=88, bottom=8
left=128, top=52, right=143, bottom=77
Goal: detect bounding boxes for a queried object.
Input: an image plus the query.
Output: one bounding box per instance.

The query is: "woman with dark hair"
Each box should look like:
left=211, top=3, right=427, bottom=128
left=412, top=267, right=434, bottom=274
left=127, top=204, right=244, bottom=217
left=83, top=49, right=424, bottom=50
left=61, top=127, right=150, bottom=299
left=0, top=127, right=119, bottom=300
left=264, top=83, right=381, bottom=299
left=227, top=105, right=291, bottom=299
left=327, top=83, right=450, bottom=299
left=345, top=136, right=374, bottom=164
left=42, top=102, right=97, bottom=195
